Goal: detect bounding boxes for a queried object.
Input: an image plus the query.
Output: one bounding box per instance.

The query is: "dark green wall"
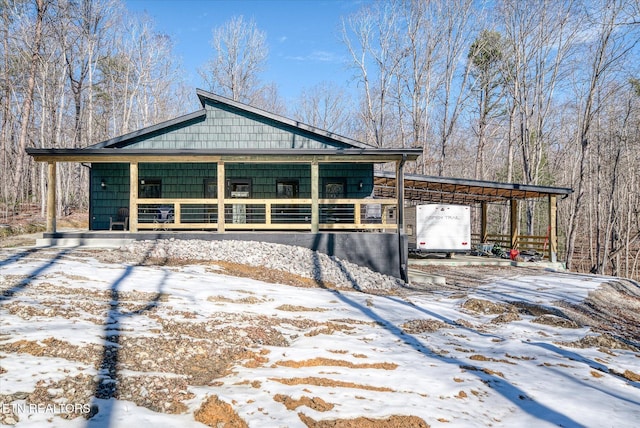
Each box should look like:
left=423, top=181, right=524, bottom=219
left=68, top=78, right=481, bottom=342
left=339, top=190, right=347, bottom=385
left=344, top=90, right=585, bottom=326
left=90, top=162, right=373, bottom=230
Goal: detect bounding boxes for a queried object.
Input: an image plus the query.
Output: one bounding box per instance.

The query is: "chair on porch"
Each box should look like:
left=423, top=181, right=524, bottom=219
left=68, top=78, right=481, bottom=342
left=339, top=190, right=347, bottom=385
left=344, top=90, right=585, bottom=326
left=153, top=206, right=174, bottom=230
left=109, top=207, right=129, bottom=231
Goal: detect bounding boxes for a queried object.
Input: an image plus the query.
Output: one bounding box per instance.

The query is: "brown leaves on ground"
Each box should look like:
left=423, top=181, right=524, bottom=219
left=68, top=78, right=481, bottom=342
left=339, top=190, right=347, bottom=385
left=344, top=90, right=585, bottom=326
left=461, top=298, right=511, bottom=315
left=275, top=357, right=397, bottom=370
left=532, top=314, right=579, bottom=329
left=469, top=354, right=515, bottom=365
left=194, top=260, right=344, bottom=291
left=298, top=413, right=430, bottom=428
left=0, top=338, right=102, bottom=367
left=559, top=333, right=638, bottom=352
left=401, top=319, right=450, bottom=334
left=269, top=376, right=394, bottom=392
left=194, top=395, right=248, bottom=428
left=276, top=304, right=328, bottom=312
left=274, top=394, right=335, bottom=412
left=621, top=370, right=640, bottom=382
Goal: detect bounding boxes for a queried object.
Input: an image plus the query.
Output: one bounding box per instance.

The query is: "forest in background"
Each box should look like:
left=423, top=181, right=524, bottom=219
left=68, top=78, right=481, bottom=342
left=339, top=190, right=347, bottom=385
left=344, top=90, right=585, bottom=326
left=1, top=0, right=639, bottom=279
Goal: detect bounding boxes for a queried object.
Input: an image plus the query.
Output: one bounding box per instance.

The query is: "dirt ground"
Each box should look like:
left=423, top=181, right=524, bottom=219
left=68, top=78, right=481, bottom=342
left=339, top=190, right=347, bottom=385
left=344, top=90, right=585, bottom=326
left=0, top=211, right=87, bottom=248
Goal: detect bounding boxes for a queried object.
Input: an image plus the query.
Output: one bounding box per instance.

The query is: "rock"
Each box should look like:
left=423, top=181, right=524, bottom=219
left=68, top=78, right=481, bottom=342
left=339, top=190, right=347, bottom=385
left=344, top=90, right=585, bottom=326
left=120, top=239, right=405, bottom=292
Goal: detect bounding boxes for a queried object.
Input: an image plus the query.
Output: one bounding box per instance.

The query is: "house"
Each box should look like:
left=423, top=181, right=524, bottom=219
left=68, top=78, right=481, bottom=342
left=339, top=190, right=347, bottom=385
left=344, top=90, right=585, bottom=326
left=27, top=89, right=421, bottom=280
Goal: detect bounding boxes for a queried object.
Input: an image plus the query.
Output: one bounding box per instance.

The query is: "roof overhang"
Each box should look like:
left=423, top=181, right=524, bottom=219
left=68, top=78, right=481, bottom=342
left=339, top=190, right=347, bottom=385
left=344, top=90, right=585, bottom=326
left=374, top=171, right=573, bottom=204
left=26, top=148, right=422, bottom=164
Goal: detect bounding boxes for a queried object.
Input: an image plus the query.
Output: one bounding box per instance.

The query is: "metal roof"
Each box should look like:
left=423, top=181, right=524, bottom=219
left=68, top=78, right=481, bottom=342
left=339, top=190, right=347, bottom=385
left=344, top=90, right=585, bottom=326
left=374, top=171, right=573, bottom=204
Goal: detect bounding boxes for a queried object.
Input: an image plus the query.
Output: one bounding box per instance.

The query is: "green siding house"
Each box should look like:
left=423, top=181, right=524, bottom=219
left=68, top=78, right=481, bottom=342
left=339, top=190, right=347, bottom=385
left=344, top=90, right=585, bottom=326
left=28, top=89, right=421, bottom=279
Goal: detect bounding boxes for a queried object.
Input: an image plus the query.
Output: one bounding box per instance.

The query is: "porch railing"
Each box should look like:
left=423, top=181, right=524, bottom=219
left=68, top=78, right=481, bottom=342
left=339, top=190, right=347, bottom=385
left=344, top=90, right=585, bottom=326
left=471, top=233, right=551, bottom=257
left=135, top=198, right=398, bottom=231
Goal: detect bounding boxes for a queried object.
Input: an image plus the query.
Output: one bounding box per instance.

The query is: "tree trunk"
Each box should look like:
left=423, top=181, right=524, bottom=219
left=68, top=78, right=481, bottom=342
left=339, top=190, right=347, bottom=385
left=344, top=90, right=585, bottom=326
left=12, top=0, right=48, bottom=209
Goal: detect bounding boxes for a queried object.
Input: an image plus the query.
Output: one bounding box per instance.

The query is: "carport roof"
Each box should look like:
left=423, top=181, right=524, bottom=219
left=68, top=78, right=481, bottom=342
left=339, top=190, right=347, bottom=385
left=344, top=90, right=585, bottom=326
left=374, top=171, right=573, bottom=204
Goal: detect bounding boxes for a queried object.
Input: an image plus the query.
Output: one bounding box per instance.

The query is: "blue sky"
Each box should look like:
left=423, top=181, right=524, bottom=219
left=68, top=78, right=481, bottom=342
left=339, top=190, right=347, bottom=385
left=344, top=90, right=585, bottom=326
left=125, top=0, right=369, bottom=102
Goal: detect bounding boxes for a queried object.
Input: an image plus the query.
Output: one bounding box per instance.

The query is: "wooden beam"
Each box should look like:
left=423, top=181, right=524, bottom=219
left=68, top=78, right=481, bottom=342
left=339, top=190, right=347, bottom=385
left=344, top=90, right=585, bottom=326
left=548, top=194, right=558, bottom=262
left=311, top=161, right=319, bottom=233
left=129, top=162, right=138, bottom=232
left=510, top=199, right=519, bottom=250
left=46, top=162, right=56, bottom=233
left=481, top=201, right=488, bottom=243
left=217, top=162, right=225, bottom=233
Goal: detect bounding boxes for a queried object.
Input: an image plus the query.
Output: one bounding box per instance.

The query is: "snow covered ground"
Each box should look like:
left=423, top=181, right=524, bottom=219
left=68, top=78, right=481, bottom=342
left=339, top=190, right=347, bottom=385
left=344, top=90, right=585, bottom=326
left=1, top=246, right=639, bottom=427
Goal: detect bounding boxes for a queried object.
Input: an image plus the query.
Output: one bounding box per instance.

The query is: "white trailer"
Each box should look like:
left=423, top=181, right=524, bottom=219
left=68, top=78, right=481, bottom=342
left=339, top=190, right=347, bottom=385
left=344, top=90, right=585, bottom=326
left=406, top=204, right=471, bottom=253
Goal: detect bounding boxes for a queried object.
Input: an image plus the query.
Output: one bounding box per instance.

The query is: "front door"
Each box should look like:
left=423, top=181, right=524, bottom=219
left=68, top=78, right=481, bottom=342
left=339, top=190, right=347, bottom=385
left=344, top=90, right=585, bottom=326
left=228, top=179, right=251, bottom=223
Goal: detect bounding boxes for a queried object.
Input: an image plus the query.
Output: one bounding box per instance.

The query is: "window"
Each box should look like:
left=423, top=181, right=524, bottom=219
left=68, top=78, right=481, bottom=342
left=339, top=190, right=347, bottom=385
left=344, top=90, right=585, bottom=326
left=274, top=180, right=300, bottom=224
left=276, top=180, right=299, bottom=199
left=203, top=178, right=217, bottom=198
left=227, top=179, right=251, bottom=198
left=139, top=178, right=161, bottom=198
left=323, top=179, right=346, bottom=198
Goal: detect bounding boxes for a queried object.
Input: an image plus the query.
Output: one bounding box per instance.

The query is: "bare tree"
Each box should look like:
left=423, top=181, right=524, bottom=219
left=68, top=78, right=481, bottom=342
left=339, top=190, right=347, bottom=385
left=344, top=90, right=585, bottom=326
left=97, top=11, right=187, bottom=136
left=292, top=81, right=353, bottom=136
left=394, top=0, right=438, bottom=165
left=341, top=0, right=404, bottom=148
left=343, top=0, right=478, bottom=173
left=498, top=0, right=578, bottom=235
left=565, top=0, right=640, bottom=271
left=11, top=0, right=50, bottom=210
left=432, top=0, right=475, bottom=177
left=199, top=15, right=269, bottom=105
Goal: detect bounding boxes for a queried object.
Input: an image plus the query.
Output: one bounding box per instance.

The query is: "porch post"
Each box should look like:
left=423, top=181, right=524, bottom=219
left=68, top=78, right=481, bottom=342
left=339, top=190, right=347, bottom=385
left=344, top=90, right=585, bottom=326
left=129, top=162, right=138, bottom=232
left=510, top=198, right=519, bottom=250
left=217, top=161, right=225, bottom=233
left=548, top=194, right=558, bottom=262
left=311, top=161, right=319, bottom=233
left=46, top=161, right=56, bottom=233
left=481, top=201, right=488, bottom=243
left=396, top=156, right=408, bottom=282
left=396, top=157, right=405, bottom=232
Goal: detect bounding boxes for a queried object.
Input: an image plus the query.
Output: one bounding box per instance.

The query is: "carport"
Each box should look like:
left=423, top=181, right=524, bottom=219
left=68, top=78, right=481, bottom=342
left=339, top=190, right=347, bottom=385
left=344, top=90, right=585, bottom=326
left=373, top=171, right=573, bottom=262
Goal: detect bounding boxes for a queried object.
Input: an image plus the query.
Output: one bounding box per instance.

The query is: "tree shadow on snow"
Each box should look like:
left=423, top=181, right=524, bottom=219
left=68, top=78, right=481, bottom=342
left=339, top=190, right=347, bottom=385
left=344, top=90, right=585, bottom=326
left=0, top=247, right=72, bottom=303
left=310, top=233, right=585, bottom=428
left=86, top=242, right=167, bottom=427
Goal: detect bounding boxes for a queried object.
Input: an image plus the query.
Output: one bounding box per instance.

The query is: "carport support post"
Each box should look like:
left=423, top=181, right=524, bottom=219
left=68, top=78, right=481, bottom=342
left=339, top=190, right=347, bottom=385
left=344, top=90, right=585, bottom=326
left=510, top=199, right=519, bottom=250
left=548, top=194, right=558, bottom=262
left=481, top=201, right=488, bottom=243
left=129, top=162, right=138, bottom=232
left=46, top=161, right=56, bottom=233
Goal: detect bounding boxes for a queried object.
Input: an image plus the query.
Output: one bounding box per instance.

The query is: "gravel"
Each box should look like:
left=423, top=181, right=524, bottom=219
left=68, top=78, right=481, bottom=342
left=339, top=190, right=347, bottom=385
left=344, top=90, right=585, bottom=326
left=120, top=239, right=405, bottom=292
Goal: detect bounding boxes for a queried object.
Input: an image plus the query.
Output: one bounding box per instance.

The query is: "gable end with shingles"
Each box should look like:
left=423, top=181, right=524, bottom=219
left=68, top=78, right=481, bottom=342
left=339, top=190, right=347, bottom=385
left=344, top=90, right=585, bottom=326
left=89, top=89, right=369, bottom=151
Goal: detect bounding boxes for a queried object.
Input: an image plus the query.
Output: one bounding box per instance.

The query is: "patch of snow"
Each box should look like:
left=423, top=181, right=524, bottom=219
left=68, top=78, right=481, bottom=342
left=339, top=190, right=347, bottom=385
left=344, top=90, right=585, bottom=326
left=0, top=247, right=639, bottom=427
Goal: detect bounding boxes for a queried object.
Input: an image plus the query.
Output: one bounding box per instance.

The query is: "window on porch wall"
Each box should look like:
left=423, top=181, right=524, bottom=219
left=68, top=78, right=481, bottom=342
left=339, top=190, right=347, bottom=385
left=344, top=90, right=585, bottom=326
left=226, top=178, right=253, bottom=224
left=137, top=178, right=166, bottom=224
left=138, top=178, right=161, bottom=198
left=322, top=178, right=350, bottom=223
left=274, top=180, right=302, bottom=223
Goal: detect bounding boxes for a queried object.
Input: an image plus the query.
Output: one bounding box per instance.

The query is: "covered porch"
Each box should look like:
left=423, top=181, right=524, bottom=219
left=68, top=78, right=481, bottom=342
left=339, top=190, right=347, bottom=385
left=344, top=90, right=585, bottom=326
left=28, top=149, right=420, bottom=280
left=29, top=148, right=418, bottom=235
